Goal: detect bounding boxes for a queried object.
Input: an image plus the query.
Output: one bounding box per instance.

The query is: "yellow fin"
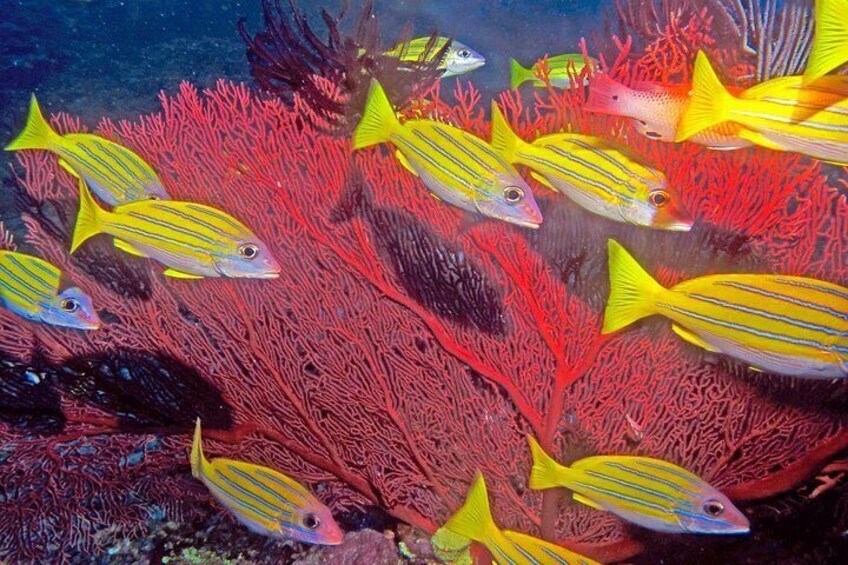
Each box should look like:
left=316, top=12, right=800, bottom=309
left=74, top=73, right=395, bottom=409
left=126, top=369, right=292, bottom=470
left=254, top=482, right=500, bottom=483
left=510, top=58, right=533, bottom=90
left=528, top=435, right=567, bottom=490
left=190, top=418, right=211, bottom=479
left=70, top=178, right=106, bottom=253
left=4, top=95, right=61, bottom=151
left=573, top=492, right=604, bottom=510
left=58, top=159, right=80, bottom=178
left=804, top=0, right=848, bottom=84
left=530, top=171, right=555, bottom=189
left=163, top=269, right=203, bottom=280
left=676, top=51, right=736, bottom=142
left=114, top=239, right=146, bottom=257
left=442, top=472, right=497, bottom=543
left=736, top=129, right=787, bottom=151
left=602, top=240, right=664, bottom=334
left=672, top=324, right=720, bottom=353
left=352, top=80, right=400, bottom=149
left=489, top=102, right=525, bottom=163
left=394, top=150, right=418, bottom=176
left=748, top=366, right=764, bottom=373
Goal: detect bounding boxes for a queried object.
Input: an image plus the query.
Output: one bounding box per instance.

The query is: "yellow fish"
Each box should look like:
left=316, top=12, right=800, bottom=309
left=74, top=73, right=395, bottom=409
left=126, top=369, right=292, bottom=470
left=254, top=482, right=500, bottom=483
left=352, top=80, right=543, bottom=228
left=528, top=436, right=749, bottom=534
left=602, top=240, right=848, bottom=378
left=804, top=0, right=848, bottom=85
left=384, top=37, right=485, bottom=77
left=442, top=471, right=600, bottom=565
left=490, top=103, right=692, bottom=231
left=676, top=51, right=848, bottom=164
left=0, top=250, right=100, bottom=330
left=5, top=96, right=169, bottom=206
left=71, top=179, right=280, bottom=279
left=510, top=54, right=598, bottom=90
left=191, top=419, right=344, bottom=545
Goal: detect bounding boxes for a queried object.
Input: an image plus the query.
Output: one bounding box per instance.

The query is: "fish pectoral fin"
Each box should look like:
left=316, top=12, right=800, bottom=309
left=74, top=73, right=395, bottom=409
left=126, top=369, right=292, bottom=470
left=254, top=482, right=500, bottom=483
left=58, top=159, right=80, bottom=178
left=113, top=239, right=147, bottom=257
left=748, top=366, right=764, bottom=373
left=394, top=150, right=418, bottom=176
left=736, top=129, right=786, bottom=151
left=572, top=493, right=604, bottom=510
left=163, top=268, right=204, bottom=280
left=530, top=171, right=555, bottom=189
left=672, top=324, right=721, bottom=353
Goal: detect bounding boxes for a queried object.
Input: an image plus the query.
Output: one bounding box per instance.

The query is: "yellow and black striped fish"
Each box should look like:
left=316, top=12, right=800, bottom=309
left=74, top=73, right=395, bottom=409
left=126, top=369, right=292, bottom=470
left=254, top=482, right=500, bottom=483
left=383, top=37, right=485, bottom=77
left=70, top=179, right=280, bottom=280
left=352, top=80, right=542, bottom=229
left=528, top=436, right=749, bottom=535
left=0, top=250, right=100, bottom=330
left=191, top=419, right=343, bottom=545
left=5, top=95, right=168, bottom=206
left=491, top=104, right=692, bottom=231
left=442, top=471, right=599, bottom=565
left=603, top=240, right=848, bottom=378
left=676, top=51, right=848, bottom=164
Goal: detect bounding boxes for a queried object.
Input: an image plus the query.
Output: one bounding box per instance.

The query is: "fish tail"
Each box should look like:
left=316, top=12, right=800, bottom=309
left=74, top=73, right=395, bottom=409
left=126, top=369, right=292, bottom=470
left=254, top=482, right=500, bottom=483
left=527, top=435, right=569, bottom=490
left=804, top=0, right=848, bottom=84
left=675, top=51, right=735, bottom=142
left=443, top=471, right=497, bottom=542
left=583, top=73, right=631, bottom=115
left=5, top=95, right=60, bottom=151
left=70, top=178, right=105, bottom=253
left=352, top=80, right=399, bottom=149
left=602, top=239, right=664, bottom=334
left=510, top=58, right=533, bottom=90
left=489, top=102, right=526, bottom=162
left=190, top=417, right=210, bottom=479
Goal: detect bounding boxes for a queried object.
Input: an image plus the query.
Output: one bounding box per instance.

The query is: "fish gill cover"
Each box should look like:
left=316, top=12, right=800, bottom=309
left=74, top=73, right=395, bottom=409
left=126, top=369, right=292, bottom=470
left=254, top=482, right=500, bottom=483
left=0, top=0, right=846, bottom=563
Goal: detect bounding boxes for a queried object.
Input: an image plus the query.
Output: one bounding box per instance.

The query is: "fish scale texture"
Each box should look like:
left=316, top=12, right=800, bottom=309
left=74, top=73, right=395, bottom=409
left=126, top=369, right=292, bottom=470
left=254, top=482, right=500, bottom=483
left=0, top=30, right=847, bottom=564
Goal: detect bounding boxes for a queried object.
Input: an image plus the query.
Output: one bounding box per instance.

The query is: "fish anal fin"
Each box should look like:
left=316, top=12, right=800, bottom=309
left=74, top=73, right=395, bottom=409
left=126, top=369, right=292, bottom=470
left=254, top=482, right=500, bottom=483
left=572, top=492, right=604, bottom=510
left=672, top=324, right=720, bottom=353
left=736, top=129, right=786, bottom=152
left=394, top=150, right=418, bottom=176
left=114, top=239, right=147, bottom=257
left=163, top=268, right=203, bottom=280
left=530, top=171, right=555, bottom=189
left=58, top=159, right=80, bottom=178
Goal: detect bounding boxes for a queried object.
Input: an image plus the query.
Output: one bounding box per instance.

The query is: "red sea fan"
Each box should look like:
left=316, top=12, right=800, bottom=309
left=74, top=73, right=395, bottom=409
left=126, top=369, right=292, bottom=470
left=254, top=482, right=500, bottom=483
left=0, top=69, right=846, bottom=565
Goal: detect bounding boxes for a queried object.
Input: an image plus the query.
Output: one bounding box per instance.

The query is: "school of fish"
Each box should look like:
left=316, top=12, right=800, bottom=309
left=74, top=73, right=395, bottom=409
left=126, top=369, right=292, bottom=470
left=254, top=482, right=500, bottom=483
left=1, top=3, right=847, bottom=562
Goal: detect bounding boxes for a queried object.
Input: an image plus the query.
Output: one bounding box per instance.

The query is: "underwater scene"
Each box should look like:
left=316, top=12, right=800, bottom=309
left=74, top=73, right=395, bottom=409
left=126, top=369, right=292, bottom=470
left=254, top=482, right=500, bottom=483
left=1, top=0, right=847, bottom=563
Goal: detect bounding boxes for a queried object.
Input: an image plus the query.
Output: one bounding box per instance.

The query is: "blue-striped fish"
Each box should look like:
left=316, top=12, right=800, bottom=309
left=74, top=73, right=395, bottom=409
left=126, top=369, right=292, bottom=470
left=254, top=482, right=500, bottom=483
left=384, top=37, right=485, bottom=77
left=603, top=240, right=848, bottom=378
left=803, top=0, right=848, bottom=85
left=676, top=51, right=848, bottom=164
left=70, top=179, right=280, bottom=279
left=528, top=436, right=749, bottom=535
left=352, top=80, right=543, bottom=229
left=191, top=419, right=343, bottom=545
left=510, top=54, right=598, bottom=90
left=0, top=250, right=100, bottom=330
left=442, top=471, right=600, bottom=565
left=491, top=104, right=692, bottom=230
left=5, top=96, right=168, bottom=206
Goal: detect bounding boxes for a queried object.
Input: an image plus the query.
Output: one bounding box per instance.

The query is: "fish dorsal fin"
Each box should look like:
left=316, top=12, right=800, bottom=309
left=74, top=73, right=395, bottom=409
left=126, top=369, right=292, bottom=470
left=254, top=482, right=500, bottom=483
left=394, top=150, right=418, bottom=176
left=113, top=239, right=147, bottom=257
left=530, top=171, right=555, bottom=189
left=572, top=492, right=604, bottom=510
left=671, top=324, right=721, bottom=353
left=163, top=268, right=204, bottom=280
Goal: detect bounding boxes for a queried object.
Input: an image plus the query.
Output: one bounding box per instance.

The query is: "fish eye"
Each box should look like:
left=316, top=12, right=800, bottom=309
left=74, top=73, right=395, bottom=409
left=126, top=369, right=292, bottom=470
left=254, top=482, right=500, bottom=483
left=239, top=244, right=260, bottom=260
left=703, top=499, right=725, bottom=517
left=60, top=298, right=80, bottom=313
left=302, top=513, right=320, bottom=530
left=503, top=186, right=524, bottom=204
left=649, top=190, right=670, bottom=208
left=458, top=49, right=471, bottom=59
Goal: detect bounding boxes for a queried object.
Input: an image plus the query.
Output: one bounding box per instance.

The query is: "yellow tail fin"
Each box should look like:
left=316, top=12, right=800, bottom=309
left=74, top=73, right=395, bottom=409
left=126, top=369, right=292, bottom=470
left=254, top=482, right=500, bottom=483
left=489, top=103, right=526, bottom=163
left=352, top=80, right=400, bottom=149
left=675, top=51, right=735, bottom=142
left=5, top=95, right=61, bottom=151
left=602, top=240, right=664, bottom=334
left=70, top=178, right=106, bottom=253
left=527, top=435, right=568, bottom=490
left=190, top=417, right=210, bottom=479
left=443, top=471, right=498, bottom=543
left=510, top=58, right=534, bottom=90
left=804, top=0, right=848, bottom=84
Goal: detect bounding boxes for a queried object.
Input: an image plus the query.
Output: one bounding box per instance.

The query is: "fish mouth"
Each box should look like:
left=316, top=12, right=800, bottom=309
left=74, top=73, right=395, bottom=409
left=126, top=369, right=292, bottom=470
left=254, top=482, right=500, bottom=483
left=507, top=217, right=542, bottom=229
left=664, top=221, right=693, bottom=232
